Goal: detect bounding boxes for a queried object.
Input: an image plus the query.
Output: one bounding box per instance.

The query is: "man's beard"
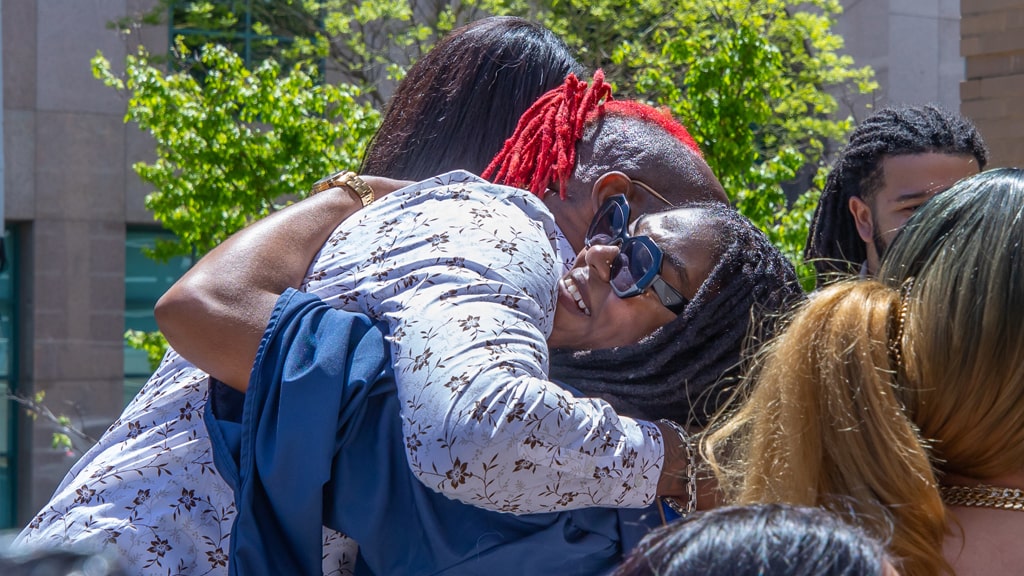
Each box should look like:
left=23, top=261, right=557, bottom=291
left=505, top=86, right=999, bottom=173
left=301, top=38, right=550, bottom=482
left=872, top=215, right=889, bottom=262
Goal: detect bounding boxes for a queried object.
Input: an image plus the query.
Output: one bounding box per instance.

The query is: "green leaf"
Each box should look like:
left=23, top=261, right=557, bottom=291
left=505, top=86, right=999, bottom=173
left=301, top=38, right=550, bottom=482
left=52, top=432, right=73, bottom=451
left=125, top=329, right=171, bottom=372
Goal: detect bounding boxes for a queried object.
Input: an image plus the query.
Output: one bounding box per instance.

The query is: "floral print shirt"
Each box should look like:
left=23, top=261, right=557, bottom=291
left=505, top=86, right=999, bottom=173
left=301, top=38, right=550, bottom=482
left=15, top=171, right=664, bottom=573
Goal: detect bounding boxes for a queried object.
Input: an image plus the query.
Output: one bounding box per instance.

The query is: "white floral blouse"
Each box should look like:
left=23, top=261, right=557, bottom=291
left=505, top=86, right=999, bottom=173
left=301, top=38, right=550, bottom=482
left=15, top=171, right=665, bottom=574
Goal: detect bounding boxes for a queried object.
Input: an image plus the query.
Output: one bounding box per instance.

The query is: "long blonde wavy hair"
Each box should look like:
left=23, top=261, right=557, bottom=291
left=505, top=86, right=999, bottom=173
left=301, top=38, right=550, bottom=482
left=705, top=168, right=1024, bottom=576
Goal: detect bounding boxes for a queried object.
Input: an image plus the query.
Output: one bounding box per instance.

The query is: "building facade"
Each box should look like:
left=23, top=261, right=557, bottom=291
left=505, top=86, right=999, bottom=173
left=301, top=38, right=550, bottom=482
left=961, top=0, right=1024, bottom=168
left=834, top=0, right=965, bottom=118
left=2, top=0, right=172, bottom=526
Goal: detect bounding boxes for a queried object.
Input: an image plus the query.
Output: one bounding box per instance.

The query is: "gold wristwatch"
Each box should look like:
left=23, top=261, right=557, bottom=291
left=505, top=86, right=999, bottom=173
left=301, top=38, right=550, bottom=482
left=310, top=170, right=375, bottom=207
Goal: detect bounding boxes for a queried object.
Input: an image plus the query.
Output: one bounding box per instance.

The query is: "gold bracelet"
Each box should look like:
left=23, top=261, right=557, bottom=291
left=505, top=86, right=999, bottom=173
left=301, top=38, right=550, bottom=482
left=310, top=170, right=374, bottom=207
left=659, top=418, right=698, bottom=517
left=662, top=495, right=689, bottom=517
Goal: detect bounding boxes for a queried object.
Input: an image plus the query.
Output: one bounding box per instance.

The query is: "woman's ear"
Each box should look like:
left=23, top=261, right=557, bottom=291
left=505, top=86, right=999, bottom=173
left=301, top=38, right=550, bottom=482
left=590, top=171, right=633, bottom=212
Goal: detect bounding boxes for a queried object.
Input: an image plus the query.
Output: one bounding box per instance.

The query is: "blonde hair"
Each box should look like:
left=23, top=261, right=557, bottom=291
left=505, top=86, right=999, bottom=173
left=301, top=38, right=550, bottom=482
left=881, top=168, right=1024, bottom=479
left=704, top=281, right=945, bottom=576
left=707, top=169, right=1024, bottom=576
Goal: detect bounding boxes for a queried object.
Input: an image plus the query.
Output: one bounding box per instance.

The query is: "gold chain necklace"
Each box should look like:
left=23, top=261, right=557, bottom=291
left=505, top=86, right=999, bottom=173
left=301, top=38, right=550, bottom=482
left=941, top=485, right=1024, bottom=510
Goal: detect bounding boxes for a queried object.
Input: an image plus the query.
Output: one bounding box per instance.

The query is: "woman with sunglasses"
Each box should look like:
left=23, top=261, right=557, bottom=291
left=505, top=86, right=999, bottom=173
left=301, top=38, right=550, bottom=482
left=168, top=188, right=800, bottom=575
left=551, top=194, right=695, bottom=351
left=549, top=193, right=800, bottom=431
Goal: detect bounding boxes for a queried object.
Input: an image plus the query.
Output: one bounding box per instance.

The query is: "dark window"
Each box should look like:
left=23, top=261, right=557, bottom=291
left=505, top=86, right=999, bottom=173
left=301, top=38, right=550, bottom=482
left=168, top=0, right=303, bottom=72
left=124, top=230, right=192, bottom=403
left=0, top=230, right=17, bottom=528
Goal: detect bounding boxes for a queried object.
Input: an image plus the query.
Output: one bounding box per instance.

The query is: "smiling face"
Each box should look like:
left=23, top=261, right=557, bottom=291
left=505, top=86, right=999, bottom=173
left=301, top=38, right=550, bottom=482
left=547, top=208, right=721, bottom=350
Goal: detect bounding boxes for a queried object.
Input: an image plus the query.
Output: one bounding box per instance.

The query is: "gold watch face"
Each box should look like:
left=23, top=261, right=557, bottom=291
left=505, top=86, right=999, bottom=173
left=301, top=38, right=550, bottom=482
left=311, top=170, right=345, bottom=194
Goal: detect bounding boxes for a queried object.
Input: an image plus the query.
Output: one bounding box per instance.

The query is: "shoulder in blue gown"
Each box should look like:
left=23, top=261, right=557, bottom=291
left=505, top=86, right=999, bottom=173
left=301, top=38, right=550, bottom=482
left=205, top=289, right=659, bottom=575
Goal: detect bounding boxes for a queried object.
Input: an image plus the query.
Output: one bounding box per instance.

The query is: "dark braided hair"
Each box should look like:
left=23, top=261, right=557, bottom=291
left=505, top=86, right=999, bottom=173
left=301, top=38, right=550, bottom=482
left=483, top=71, right=718, bottom=206
left=360, top=17, right=585, bottom=180
left=549, top=203, right=804, bottom=428
left=805, top=105, right=988, bottom=286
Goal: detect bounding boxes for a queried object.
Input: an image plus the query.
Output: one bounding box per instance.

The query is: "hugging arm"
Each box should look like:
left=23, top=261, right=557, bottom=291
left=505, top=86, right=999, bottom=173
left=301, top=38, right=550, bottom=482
left=290, top=185, right=671, bottom=512
left=156, top=179, right=404, bottom=389
left=161, top=173, right=689, bottom=511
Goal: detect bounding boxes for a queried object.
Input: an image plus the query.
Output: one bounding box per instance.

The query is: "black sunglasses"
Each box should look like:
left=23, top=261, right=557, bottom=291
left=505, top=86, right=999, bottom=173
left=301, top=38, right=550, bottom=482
left=584, top=195, right=688, bottom=314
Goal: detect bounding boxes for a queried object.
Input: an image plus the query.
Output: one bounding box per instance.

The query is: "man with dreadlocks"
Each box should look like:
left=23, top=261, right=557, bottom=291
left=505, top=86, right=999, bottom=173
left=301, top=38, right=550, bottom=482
left=159, top=70, right=730, bottom=526
left=805, top=104, right=987, bottom=286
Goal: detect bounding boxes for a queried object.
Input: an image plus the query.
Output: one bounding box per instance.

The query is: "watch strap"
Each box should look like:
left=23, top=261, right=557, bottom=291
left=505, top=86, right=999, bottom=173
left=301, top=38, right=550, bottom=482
left=311, top=170, right=374, bottom=207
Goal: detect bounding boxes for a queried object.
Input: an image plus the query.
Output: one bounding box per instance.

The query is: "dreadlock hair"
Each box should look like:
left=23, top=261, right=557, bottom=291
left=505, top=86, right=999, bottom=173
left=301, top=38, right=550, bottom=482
left=360, top=17, right=585, bottom=180
left=548, top=203, right=803, bottom=428
left=805, top=104, right=988, bottom=286
left=484, top=71, right=613, bottom=198
left=484, top=71, right=720, bottom=207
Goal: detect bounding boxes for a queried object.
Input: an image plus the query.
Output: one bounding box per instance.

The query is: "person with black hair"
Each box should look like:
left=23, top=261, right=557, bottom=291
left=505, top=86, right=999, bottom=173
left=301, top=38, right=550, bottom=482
left=360, top=16, right=585, bottom=180
left=159, top=72, right=732, bottom=521
left=613, top=504, right=899, bottom=576
left=15, top=17, right=591, bottom=575
left=159, top=194, right=800, bottom=575
left=805, top=104, right=987, bottom=286
left=19, top=63, right=736, bottom=574
left=149, top=69, right=798, bottom=573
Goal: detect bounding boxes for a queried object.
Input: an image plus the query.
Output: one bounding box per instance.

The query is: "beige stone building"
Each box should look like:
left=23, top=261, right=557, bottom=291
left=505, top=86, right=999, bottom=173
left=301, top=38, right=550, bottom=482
left=835, top=0, right=965, bottom=117
left=961, top=0, right=1024, bottom=168
left=2, top=0, right=174, bottom=528
left=835, top=0, right=1023, bottom=169
left=0, top=0, right=1021, bottom=530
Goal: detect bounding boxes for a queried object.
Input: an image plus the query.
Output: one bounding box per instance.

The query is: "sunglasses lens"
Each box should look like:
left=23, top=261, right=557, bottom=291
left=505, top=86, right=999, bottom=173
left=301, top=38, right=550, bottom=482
left=609, top=240, right=656, bottom=295
left=586, top=198, right=627, bottom=246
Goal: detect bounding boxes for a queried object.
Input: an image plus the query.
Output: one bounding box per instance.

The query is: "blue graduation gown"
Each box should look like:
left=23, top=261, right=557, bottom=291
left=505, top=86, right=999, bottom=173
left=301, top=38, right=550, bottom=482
left=205, top=289, right=659, bottom=575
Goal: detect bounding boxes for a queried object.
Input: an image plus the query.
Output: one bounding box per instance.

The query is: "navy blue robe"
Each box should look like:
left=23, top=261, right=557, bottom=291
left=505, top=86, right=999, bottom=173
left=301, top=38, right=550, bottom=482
left=205, top=289, right=659, bottom=575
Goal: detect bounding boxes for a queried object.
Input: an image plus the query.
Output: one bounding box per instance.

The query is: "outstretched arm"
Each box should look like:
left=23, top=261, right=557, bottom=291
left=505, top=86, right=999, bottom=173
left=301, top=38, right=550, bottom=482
left=156, top=177, right=408, bottom=389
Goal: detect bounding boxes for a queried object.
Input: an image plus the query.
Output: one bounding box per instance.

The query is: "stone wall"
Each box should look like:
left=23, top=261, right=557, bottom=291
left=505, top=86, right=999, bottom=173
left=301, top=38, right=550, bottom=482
left=961, top=0, right=1024, bottom=168
left=835, top=0, right=963, bottom=122
left=3, top=0, right=163, bottom=523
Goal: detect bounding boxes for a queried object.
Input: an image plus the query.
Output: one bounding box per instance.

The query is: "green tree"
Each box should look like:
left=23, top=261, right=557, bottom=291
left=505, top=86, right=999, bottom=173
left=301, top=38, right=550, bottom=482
left=508, top=0, right=876, bottom=284
left=116, top=0, right=493, bottom=107
left=93, top=38, right=379, bottom=261
left=118, top=0, right=874, bottom=286
left=93, top=37, right=378, bottom=369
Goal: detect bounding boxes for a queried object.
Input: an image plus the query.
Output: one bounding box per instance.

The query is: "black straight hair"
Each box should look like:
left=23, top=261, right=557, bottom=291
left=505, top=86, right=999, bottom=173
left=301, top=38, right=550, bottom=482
left=613, top=504, right=891, bottom=576
left=360, top=17, right=585, bottom=180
